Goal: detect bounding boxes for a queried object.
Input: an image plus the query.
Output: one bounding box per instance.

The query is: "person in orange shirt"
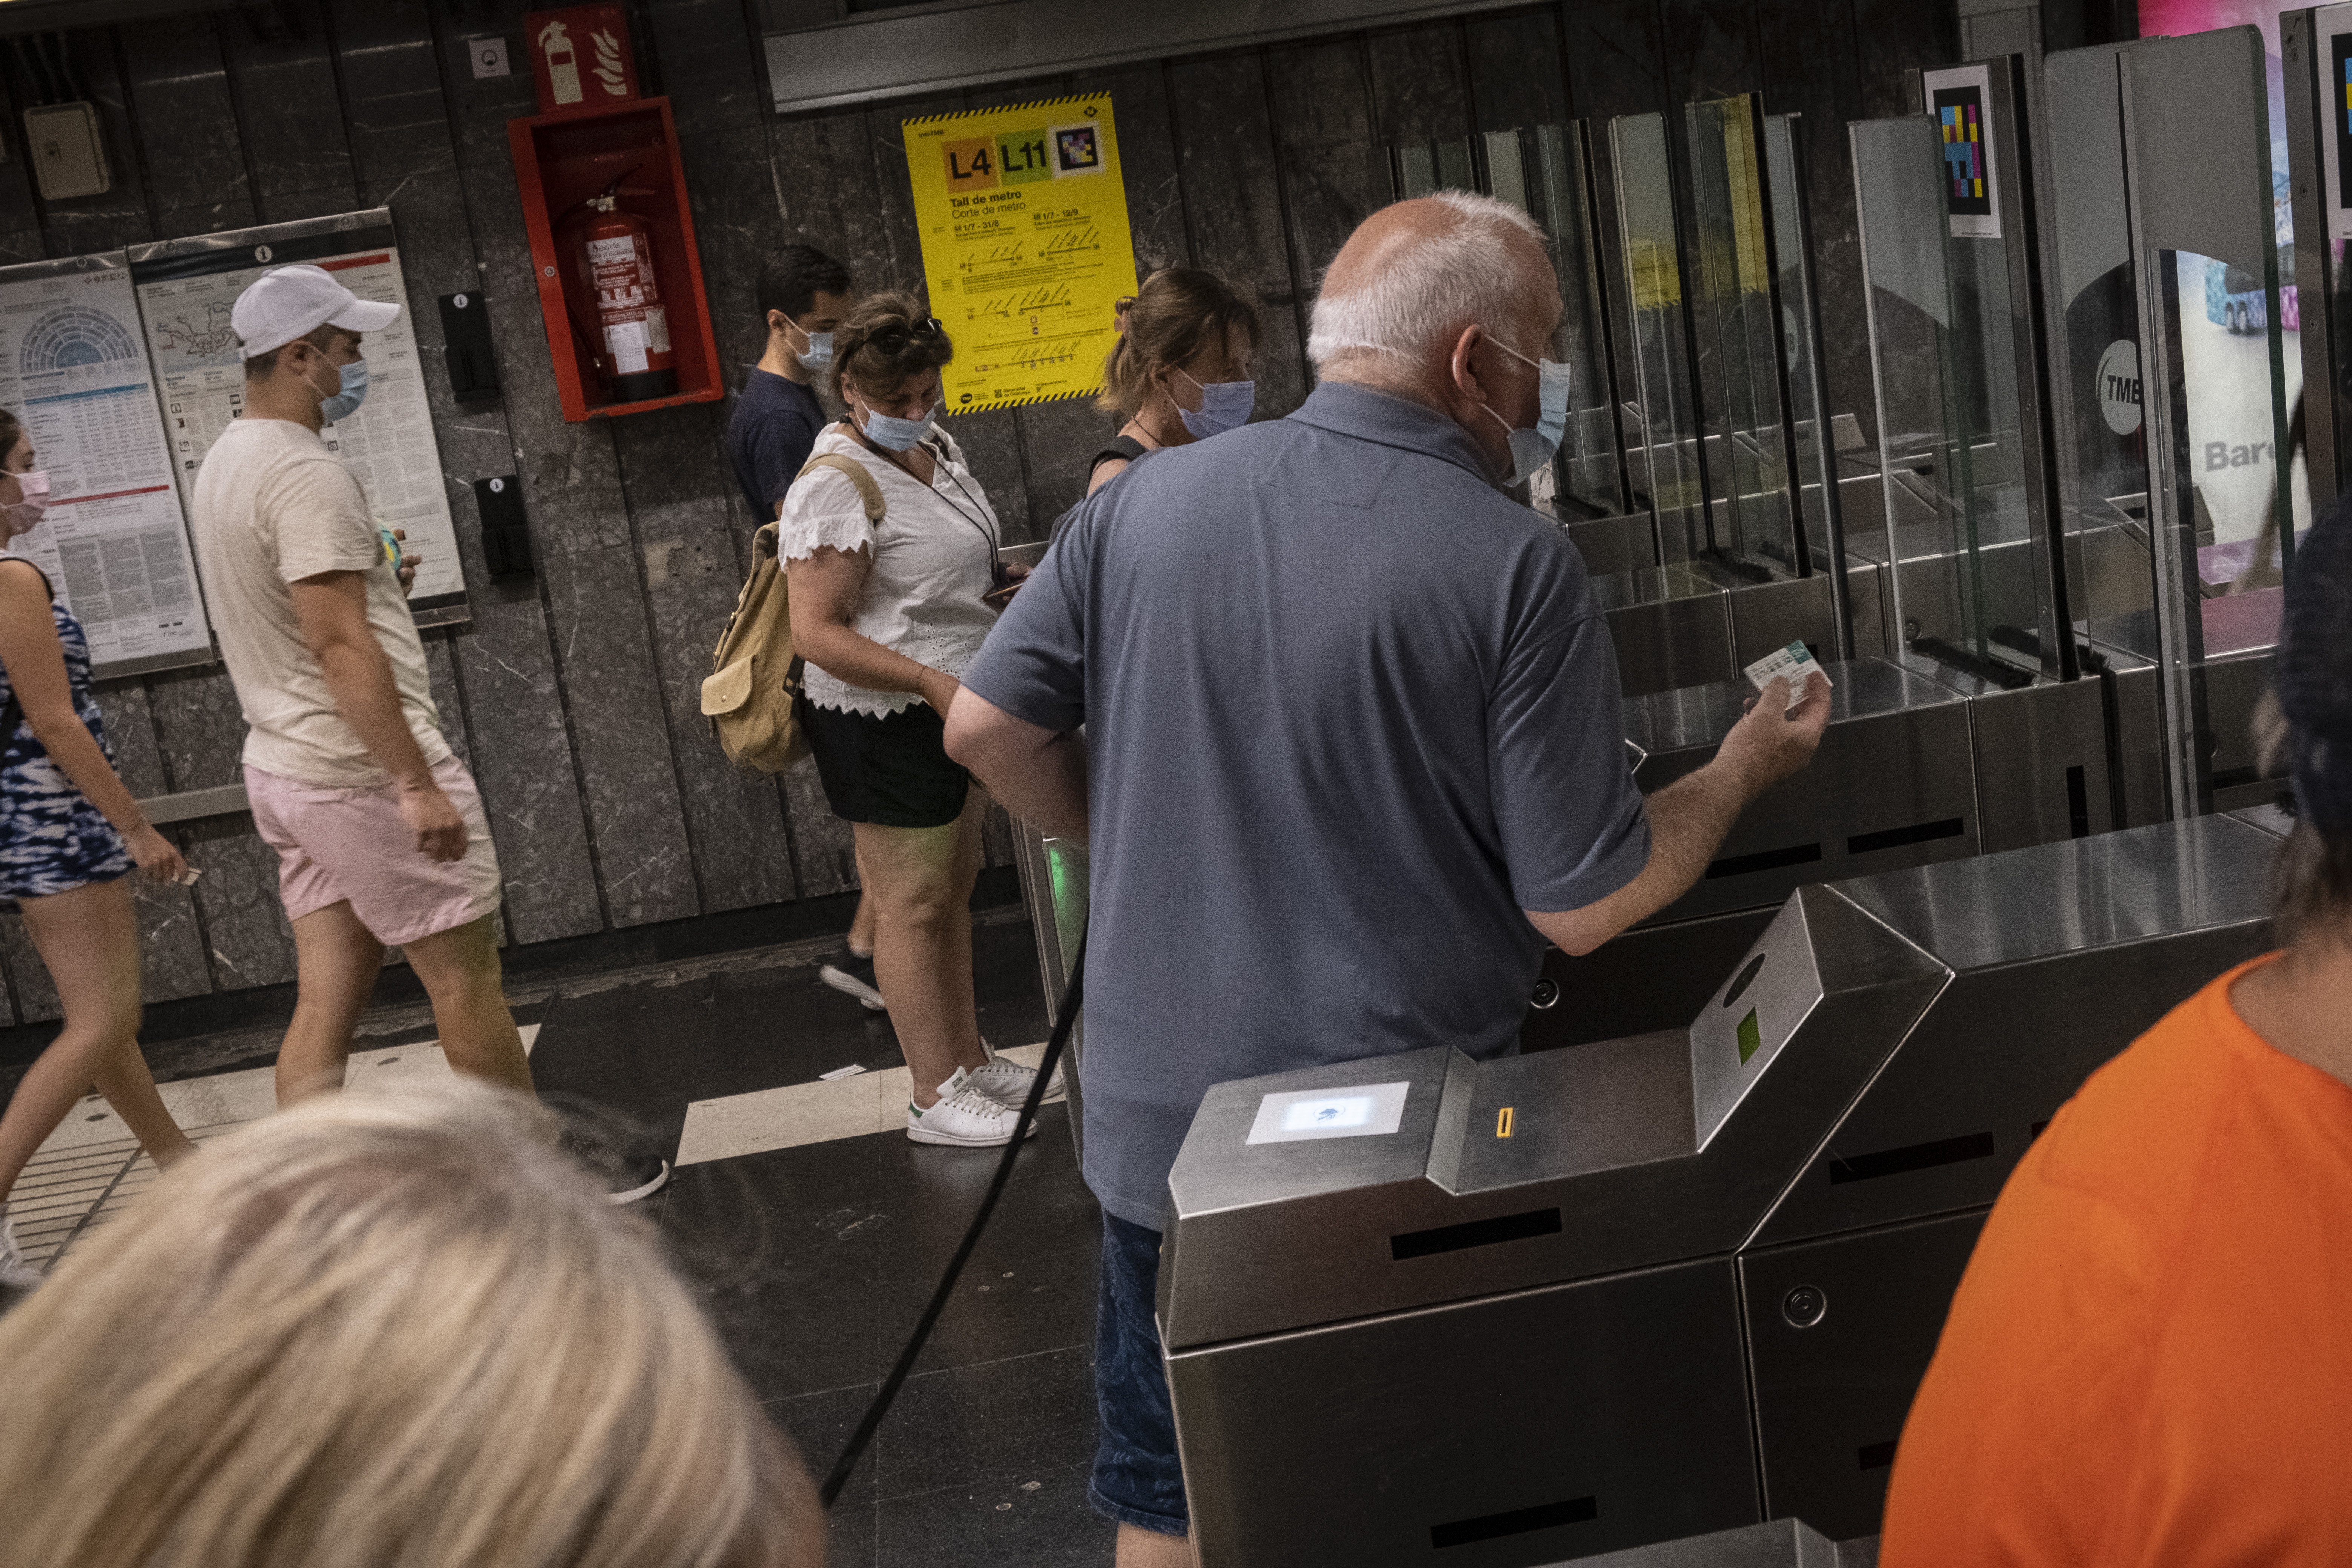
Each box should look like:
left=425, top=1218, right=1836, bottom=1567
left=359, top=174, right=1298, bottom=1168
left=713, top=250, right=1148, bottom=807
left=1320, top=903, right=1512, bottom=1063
left=1880, top=507, right=2352, bottom=1566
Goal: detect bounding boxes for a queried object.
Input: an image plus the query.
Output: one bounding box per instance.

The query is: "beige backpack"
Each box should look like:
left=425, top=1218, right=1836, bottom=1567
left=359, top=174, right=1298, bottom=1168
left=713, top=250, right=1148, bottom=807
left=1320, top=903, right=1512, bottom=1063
left=700, top=453, right=885, bottom=772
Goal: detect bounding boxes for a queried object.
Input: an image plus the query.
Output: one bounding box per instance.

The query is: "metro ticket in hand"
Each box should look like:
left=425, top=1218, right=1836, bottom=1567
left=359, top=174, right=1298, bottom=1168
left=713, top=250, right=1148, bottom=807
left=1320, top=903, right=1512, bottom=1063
left=1743, top=641, right=1831, bottom=710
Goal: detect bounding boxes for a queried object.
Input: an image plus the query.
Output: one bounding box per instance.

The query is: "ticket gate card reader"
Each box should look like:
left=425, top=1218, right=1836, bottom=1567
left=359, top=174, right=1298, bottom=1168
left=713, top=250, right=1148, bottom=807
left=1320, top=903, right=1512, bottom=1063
left=1161, top=815, right=2276, bottom=1566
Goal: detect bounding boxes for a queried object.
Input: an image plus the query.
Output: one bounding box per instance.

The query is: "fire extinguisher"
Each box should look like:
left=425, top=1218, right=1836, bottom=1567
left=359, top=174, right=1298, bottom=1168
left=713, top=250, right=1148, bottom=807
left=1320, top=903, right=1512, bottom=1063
left=580, top=192, right=677, bottom=403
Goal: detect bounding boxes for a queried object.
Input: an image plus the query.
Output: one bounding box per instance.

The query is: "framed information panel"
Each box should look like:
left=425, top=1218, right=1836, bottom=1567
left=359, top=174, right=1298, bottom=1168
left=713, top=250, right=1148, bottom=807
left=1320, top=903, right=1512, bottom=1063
left=0, top=253, right=213, bottom=678
left=128, top=209, right=470, bottom=626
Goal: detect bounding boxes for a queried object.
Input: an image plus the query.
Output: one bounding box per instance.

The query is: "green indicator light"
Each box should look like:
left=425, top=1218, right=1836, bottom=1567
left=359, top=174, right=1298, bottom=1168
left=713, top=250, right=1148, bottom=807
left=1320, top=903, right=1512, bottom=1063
left=1737, top=1008, right=1762, bottom=1064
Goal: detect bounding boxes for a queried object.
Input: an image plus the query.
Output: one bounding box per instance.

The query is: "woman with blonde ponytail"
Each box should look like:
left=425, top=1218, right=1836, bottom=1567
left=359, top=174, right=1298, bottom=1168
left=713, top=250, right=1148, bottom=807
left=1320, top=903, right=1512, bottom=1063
left=0, top=1079, right=824, bottom=1568
left=1086, top=268, right=1261, bottom=495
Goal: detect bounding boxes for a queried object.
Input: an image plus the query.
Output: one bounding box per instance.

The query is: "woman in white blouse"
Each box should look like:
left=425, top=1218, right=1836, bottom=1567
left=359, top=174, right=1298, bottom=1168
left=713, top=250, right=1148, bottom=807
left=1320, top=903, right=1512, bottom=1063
left=781, top=294, right=1057, bottom=1149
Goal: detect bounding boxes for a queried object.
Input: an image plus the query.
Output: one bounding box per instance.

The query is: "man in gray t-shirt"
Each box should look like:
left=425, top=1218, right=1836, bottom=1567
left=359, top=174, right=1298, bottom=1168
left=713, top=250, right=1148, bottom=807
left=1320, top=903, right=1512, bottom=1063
left=948, top=193, right=1825, bottom=1560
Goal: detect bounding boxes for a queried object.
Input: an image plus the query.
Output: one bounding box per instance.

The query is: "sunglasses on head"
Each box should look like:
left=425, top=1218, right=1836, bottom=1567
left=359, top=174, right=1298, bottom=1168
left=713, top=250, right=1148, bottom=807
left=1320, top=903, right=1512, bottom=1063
left=866, top=316, right=945, bottom=354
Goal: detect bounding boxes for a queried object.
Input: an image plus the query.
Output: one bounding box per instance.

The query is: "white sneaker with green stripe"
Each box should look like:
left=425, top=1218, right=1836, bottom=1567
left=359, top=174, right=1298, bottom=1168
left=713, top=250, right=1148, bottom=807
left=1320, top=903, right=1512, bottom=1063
left=962, top=1038, right=1066, bottom=1108
left=906, top=1074, right=1036, bottom=1147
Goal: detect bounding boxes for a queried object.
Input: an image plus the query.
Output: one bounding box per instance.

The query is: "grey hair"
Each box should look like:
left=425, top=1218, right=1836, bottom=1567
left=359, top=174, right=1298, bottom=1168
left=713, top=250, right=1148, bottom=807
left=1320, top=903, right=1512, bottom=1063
left=1307, top=190, right=1550, bottom=369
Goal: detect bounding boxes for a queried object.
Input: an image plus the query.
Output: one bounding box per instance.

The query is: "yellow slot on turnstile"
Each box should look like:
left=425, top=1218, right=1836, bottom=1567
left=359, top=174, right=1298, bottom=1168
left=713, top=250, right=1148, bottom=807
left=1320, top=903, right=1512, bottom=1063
left=1496, top=1106, right=1514, bottom=1138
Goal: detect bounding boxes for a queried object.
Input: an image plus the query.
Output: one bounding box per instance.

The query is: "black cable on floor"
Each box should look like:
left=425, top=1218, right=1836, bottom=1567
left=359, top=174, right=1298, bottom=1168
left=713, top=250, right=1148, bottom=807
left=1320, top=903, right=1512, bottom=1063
left=820, top=936, right=1086, bottom=1509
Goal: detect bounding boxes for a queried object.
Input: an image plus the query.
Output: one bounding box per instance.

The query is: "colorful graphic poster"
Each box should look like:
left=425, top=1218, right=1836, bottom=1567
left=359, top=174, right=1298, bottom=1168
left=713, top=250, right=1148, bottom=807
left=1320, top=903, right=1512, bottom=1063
left=901, top=93, right=1139, bottom=413
left=1921, top=64, right=2000, bottom=239
left=128, top=210, right=469, bottom=626
left=0, top=253, right=213, bottom=678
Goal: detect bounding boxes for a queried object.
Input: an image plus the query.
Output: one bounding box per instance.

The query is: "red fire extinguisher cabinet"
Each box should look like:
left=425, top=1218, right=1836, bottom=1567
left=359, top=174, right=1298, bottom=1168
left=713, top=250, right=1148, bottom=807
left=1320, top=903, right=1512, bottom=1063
left=508, top=97, right=723, bottom=422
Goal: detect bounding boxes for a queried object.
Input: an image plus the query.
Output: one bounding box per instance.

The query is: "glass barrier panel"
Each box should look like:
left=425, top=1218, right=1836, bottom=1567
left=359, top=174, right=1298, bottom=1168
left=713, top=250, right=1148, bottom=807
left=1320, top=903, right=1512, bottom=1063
left=1763, top=113, right=1845, bottom=593
left=1684, top=94, right=1804, bottom=577
left=1524, top=122, right=1632, bottom=519
left=2121, top=26, right=2297, bottom=818
left=1851, top=114, right=2042, bottom=686
left=1392, top=138, right=1476, bottom=199
left=2044, top=42, right=2156, bottom=665
left=1611, top=112, right=1709, bottom=563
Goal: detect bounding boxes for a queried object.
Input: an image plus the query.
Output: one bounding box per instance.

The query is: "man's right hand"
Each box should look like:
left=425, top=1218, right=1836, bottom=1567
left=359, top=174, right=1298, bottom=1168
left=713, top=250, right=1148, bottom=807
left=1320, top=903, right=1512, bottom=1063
left=398, top=781, right=468, bottom=862
left=1715, top=673, right=1832, bottom=796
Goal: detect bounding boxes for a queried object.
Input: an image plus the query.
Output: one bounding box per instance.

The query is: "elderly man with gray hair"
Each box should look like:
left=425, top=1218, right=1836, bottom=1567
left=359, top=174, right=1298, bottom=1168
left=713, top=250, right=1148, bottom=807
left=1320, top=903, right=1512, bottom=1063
left=947, top=192, right=1828, bottom=1560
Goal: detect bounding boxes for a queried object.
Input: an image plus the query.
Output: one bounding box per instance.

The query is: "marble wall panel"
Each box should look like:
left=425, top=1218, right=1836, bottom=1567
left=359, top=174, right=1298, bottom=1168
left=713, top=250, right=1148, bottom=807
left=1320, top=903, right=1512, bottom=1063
left=1562, top=0, right=1673, bottom=123
left=1083, top=63, right=1191, bottom=275
left=220, top=11, right=357, bottom=206
left=259, top=185, right=376, bottom=225
left=767, top=110, right=902, bottom=295
left=371, top=157, right=603, bottom=944
left=43, top=32, right=159, bottom=259
left=1465, top=9, right=1570, bottom=134
left=1268, top=40, right=1387, bottom=365
left=144, top=664, right=297, bottom=989
left=982, top=799, right=1016, bottom=871
left=607, top=113, right=801, bottom=918
left=782, top=755, right=858, bottom=897
left=629, top=499, right=802, bottom=912
left=1366, top=22, right=1472, bottom=151
left=1017, top=397, right=1116, bottom=531
left=1168, top=53, right=1306, bottom=416
left=642, top=0, right=770, bottom=139
left=676, top=127, right=788, bottom=404
left=422, top=634, right=475, bottom=772
left=182, top=819, right=299, bottom=992
left=1661, top=0, right=1765, bottom=110
left=436, top=0, right=542, bottom=172
left=0, top=69, right=41, bottom=235
left=0, top=936, right=18, bottom=1024
left=331, top=0, right=460, bottom=187
left=146, top=666, right=249, bottom=793
left=121, top=18, right=256, bottom=243
left=538, top=545, right=700, bottom=928
left=1851, top=0, right=1959, bottom=120
left=93, top=686, right=212, bottom=1004
left=0, top=919, right=53, bottom=1023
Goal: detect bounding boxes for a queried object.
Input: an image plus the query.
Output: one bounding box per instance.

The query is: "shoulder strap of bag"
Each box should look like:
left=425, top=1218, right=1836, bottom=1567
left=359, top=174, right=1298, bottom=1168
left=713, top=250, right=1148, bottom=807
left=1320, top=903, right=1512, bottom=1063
left=798, top=451, right=887, bottom=524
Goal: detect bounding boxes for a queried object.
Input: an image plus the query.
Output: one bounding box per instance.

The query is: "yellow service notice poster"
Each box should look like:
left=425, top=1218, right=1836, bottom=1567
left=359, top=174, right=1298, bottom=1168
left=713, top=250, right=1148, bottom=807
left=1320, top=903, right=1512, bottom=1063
left=902, top=94, right=1138, bottom=413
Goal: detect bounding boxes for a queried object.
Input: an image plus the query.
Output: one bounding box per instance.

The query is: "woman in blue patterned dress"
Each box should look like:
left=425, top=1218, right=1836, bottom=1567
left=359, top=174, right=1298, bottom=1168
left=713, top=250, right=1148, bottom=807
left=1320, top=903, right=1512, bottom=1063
left=0, top=409, right=196, bottom=1288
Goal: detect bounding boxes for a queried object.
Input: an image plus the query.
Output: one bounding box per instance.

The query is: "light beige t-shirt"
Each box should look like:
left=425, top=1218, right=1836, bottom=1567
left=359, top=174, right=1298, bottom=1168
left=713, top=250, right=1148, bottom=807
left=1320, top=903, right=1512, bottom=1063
left=190, top=416, right=450, bottom=788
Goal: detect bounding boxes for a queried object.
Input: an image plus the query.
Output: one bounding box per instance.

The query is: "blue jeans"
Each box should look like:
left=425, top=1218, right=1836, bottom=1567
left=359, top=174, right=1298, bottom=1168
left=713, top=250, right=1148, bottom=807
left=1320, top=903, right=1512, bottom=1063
left=1090, top=1211, right=1189, bottom=1534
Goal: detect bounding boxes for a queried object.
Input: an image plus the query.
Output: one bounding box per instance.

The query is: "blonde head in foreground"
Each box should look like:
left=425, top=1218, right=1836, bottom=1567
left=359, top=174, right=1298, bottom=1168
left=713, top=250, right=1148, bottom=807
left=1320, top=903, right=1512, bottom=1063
left=0, top=1078, right=822, bottom=1568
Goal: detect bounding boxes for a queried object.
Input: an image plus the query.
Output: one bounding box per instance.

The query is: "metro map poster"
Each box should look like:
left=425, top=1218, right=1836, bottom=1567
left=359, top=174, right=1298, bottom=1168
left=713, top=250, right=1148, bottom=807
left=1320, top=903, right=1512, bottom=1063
left=0, top=253, right=212, bottom=678
left=130, top=209, right=470, bottom=627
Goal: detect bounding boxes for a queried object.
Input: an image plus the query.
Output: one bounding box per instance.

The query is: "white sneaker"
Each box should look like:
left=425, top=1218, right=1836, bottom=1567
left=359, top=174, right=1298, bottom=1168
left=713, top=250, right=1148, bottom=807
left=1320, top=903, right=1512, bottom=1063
left=0, top=1205, right=44, bottom=1291
left=906, top=1079, right=1037, bottom=1147
left=962, top=1040, right=1067, bottom=1108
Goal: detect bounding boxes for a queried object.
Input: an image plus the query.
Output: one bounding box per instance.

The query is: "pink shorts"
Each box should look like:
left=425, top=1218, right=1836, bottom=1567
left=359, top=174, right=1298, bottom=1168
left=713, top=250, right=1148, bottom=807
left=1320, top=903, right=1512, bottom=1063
left=245, top=756, right=503, bottom=946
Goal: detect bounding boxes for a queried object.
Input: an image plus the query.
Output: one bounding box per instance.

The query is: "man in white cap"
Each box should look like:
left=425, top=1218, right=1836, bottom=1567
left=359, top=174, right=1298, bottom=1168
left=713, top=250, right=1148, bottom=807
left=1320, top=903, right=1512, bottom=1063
left=188, top=265, right=667, bottom=1203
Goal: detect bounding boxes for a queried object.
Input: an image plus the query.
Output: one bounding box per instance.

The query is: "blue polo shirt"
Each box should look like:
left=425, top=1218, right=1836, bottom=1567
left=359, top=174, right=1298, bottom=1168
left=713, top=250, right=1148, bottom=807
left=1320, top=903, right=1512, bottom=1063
left=961, top=382, right=1649, bottom=1230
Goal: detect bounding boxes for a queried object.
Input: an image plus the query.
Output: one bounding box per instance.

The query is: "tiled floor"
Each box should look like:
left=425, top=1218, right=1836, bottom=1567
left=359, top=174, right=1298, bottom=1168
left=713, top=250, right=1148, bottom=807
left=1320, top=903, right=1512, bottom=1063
left=9, top=916, right=1112, bottom=1566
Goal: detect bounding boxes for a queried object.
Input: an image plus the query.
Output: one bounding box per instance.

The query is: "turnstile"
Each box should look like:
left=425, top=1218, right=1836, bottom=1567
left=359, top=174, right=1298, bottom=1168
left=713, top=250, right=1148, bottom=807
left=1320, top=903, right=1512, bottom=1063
left=1159, top=814, right=2277, bottom=1565
left=1545, top=1519, right=1869, bottom=1568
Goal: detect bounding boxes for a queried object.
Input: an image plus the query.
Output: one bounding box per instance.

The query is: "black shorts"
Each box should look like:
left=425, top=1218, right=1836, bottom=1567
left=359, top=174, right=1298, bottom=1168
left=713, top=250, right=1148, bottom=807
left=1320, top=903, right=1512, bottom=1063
left=801, top=697, right=971, bottom=829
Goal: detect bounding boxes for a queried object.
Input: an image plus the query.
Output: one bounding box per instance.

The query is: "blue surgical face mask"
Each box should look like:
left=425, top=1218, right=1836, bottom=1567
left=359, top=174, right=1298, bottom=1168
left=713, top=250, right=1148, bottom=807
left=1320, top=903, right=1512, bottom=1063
left=1174, top=368, right=1255, bottom=439
left=314, top=356, right=369, bottom=424
left=791, top=321, right=833, bottom=374
left=1479, top=336, right=1571, bottom=487
left=859, top=398, right=937, bottom=453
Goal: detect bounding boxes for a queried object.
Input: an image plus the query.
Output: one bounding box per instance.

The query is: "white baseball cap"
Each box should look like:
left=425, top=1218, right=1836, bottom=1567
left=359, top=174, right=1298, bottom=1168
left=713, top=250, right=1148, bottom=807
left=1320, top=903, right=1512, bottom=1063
left=232, top=263, right=401, bottom=358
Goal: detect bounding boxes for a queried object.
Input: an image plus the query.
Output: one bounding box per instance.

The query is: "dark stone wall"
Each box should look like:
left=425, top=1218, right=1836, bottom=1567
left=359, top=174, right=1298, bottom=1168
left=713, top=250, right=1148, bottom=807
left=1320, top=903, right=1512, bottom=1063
left=0, top=0, right=1954, bottom=1024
